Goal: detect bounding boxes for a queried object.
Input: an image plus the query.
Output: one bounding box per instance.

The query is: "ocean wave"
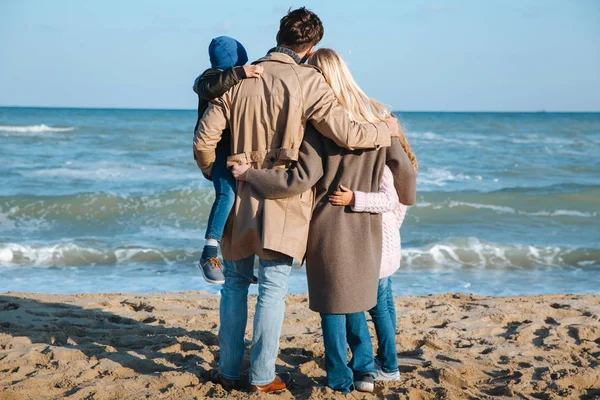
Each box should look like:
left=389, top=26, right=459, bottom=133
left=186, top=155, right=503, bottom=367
left=418, top=167, right=481, bottom=187
left=1, top=186, right=597, bottom=236
left=407, top=131, right=481, bottom=147
left=0, top=243, right=193, bottom=267
left=407, top=130, right=597, bottom=148
left=402, top=238, right=600, bottom=270
left=0, top=190, right=215, bottom=231
left=19, top=161, right=199, bottom=182
left=446, top=201, right=515, bottom=214
left=492, top=183, right=600, bottom=194
left=1, top=239, right=598, bottom=269
left=444, top=201, right=597, bottom=218
left=0, top=124, right=75, bottom=133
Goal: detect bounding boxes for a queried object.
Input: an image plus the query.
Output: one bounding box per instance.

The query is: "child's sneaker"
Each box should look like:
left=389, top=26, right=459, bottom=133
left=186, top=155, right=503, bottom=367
left=374, top=359, right=400, bottom=381
left=199, top=257, right=225, bottom=284
left=375, top=368, right=400, bottom=382
left=353, top=374, right=374, bottom=392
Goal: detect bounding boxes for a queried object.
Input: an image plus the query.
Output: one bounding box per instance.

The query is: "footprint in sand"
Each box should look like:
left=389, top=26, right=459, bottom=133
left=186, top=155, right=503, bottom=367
left=120, top=300, right=155, bottom=313
left=0, top=302, right=20, bottom=311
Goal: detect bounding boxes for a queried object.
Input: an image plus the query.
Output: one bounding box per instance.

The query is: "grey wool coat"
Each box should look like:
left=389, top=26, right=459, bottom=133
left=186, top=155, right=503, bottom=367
left=245, top=125, right=417, bottom=314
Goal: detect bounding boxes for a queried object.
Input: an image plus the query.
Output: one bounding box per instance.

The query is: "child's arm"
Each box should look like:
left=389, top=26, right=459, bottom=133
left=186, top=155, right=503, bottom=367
left=193, top=65, right=264, bottom=100
left=328, top=167, right=399, bottom=214
left=330, top=167, right=408, bottom=228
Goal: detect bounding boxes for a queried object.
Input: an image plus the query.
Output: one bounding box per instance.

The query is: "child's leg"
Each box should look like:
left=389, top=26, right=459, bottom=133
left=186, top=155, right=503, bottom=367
left=368, top=277, right=399, bottom=374
left=199, top=144, right=236, bottom=284
left=203, top=144, right=236, bottom=248
left=386, top=277, right=397, bottom=336
left=320, top=313, right=354, bottom=393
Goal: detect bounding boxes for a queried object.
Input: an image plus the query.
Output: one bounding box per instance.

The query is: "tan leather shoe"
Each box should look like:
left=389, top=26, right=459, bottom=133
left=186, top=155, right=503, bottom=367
left=250, top=373, right=292, bottom=393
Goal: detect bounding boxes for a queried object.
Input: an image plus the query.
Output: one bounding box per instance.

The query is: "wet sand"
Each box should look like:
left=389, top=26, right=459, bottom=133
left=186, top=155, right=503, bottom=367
left=1, top=291, right=599, bottom=399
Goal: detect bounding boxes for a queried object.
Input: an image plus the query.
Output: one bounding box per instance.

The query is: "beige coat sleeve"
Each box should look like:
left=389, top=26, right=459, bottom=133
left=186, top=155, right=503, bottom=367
left=193, top=100, right=228, bottom=179
left=303, top=72, right=391, bottom=150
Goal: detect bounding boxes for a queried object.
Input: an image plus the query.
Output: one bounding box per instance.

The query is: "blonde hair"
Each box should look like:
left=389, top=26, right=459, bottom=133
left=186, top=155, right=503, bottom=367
left=308, top=48, right=418, bottom=170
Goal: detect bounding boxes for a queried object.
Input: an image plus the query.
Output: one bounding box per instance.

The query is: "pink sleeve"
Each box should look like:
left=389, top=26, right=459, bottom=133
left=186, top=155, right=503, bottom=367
left=352, top=167, right=400, bottom=214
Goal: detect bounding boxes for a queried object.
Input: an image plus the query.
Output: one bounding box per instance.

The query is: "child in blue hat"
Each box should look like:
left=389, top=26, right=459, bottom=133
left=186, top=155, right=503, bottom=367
left=193, top=36, right=263, bottom=284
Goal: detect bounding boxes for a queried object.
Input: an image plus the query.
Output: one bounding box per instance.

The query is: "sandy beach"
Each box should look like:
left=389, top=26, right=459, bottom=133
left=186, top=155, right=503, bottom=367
left=0, top=291, right=599, bottom=399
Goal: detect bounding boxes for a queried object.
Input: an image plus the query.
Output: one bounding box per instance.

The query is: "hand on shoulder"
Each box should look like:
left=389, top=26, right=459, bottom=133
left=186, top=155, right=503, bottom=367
left=243, top=65, right=264, bottom=79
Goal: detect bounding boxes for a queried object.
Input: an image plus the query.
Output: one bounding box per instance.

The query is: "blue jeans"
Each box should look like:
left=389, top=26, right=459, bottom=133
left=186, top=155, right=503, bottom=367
left=320, top=312, right=376, bottom=393
left=218, top=255, right=293, bottom=385
left=368, top=277, right=398, bottom=373
left=205, top=143, right=236, bottom=242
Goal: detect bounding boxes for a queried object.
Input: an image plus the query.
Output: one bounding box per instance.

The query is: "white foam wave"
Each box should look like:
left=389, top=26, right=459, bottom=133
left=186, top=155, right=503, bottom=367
left=418, top=167, right=474, bottom=187
left=439, top=201, right=596, bottom=218
left=1, top=240, right=597, bottom=269
left=0, top=243, right=188, bottom=267
left=406, top=131, right=480, bottom=147
left=20, top=161, right=198, bottom=182
left=447, top=201, right=516, bottom=214
left=0, top=124, right=75, bottom=133
left=529, top=209, right=597, bottom=218
left=0, top=208, right=52, bottom=233
left=402, top=237, right=599, bottom=270
left=0, top=243, right=110, bottom=267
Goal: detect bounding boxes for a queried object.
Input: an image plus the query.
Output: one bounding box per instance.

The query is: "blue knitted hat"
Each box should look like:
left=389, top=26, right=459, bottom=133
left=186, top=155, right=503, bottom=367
left=208, top=36, right=248, bottom=70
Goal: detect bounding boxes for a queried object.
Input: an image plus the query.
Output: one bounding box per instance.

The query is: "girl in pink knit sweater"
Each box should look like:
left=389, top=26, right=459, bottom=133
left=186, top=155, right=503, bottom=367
left=329, top=144, right=417, bottom=382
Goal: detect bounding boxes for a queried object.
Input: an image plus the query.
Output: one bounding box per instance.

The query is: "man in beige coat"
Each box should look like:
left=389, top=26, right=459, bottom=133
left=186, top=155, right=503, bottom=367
left=194, top=7, right=400, bottom=393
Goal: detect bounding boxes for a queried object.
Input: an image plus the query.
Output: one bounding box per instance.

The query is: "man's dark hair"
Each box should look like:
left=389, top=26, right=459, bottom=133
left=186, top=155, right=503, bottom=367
left=277, top=7, right=324, bottom=53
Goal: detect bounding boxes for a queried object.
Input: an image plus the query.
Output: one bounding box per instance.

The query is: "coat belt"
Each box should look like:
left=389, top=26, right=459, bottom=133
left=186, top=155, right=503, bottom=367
left=226, top=148, right=299, bottom=167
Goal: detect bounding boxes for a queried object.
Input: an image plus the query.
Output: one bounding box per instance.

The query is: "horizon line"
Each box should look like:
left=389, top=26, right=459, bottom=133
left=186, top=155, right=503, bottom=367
left=1, top=105, right=599, bottom=114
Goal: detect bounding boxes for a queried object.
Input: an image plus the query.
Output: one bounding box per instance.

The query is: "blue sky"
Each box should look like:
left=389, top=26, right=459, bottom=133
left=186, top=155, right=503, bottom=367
left=0, top=0, right=598, bottom=111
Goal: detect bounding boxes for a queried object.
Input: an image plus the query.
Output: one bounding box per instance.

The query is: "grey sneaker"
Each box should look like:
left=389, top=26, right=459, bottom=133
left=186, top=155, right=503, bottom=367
left=199, top=257, right=225, bottom=284
left=375, top=368, right=400, bottom=382
left=353, top=374, right=374, bottom=393
left=373, top=359, right=400, bottom=381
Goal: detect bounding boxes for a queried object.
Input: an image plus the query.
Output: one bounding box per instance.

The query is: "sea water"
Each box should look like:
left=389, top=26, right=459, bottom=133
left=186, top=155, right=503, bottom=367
left=0, top=108, right=598, bottom=295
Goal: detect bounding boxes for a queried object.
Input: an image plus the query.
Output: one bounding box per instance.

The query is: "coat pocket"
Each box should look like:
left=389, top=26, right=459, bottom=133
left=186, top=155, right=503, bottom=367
left=262, top=188, right=314, bottom=262
left=299, top=186, right=315, bottom=206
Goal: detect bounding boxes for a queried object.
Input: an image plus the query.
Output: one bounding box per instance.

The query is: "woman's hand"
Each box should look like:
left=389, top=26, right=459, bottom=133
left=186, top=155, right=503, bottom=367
left=328, top=185, right=355, bottom=206
left=243, top=65, right=264, bottom=79
left=231, top=164, right=250, bottom=181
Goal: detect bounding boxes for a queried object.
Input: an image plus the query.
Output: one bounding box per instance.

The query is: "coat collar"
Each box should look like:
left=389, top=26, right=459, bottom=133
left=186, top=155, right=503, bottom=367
left=267, top=46, right=302, bottom=64
left=253, top=47, right=302, bottom=65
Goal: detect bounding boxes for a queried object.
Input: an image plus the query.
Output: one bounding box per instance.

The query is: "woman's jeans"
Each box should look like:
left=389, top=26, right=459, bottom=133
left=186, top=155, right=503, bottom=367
left=204, top=142, right=236, bottom=242
left=367, top=277, right=399, bottom=373
left=320, top=312, right=376, bottom=393
left=218, top=255, right=293, bottom=385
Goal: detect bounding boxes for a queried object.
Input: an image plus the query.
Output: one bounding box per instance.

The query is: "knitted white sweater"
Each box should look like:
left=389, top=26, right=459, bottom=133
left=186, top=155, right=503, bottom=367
left=352, top=166, right=407, bottom=278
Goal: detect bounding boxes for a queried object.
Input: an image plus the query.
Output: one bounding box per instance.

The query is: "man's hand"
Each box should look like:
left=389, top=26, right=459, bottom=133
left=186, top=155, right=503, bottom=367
left=386, top=116, right=401, bottom=138
left=231, top=164, right=250, bottom=181
left=243, top=65, right=264, bottom=79
left=328, top=185, right=355, bottom=206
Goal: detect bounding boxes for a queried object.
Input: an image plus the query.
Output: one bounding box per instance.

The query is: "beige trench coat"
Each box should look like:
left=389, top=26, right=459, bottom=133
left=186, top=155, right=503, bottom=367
left=193, top=51, right=392, bottom=262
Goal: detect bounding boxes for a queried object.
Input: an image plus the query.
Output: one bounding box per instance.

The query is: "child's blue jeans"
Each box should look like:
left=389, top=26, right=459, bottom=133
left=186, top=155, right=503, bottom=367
left=205, top=142, right=236, bottom=242
left=367, top=276, right=399, bottom=373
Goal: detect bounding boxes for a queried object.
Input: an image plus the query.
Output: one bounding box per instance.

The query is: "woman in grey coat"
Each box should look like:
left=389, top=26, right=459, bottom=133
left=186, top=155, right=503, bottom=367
left=232, top=49, right=417, bottom=394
